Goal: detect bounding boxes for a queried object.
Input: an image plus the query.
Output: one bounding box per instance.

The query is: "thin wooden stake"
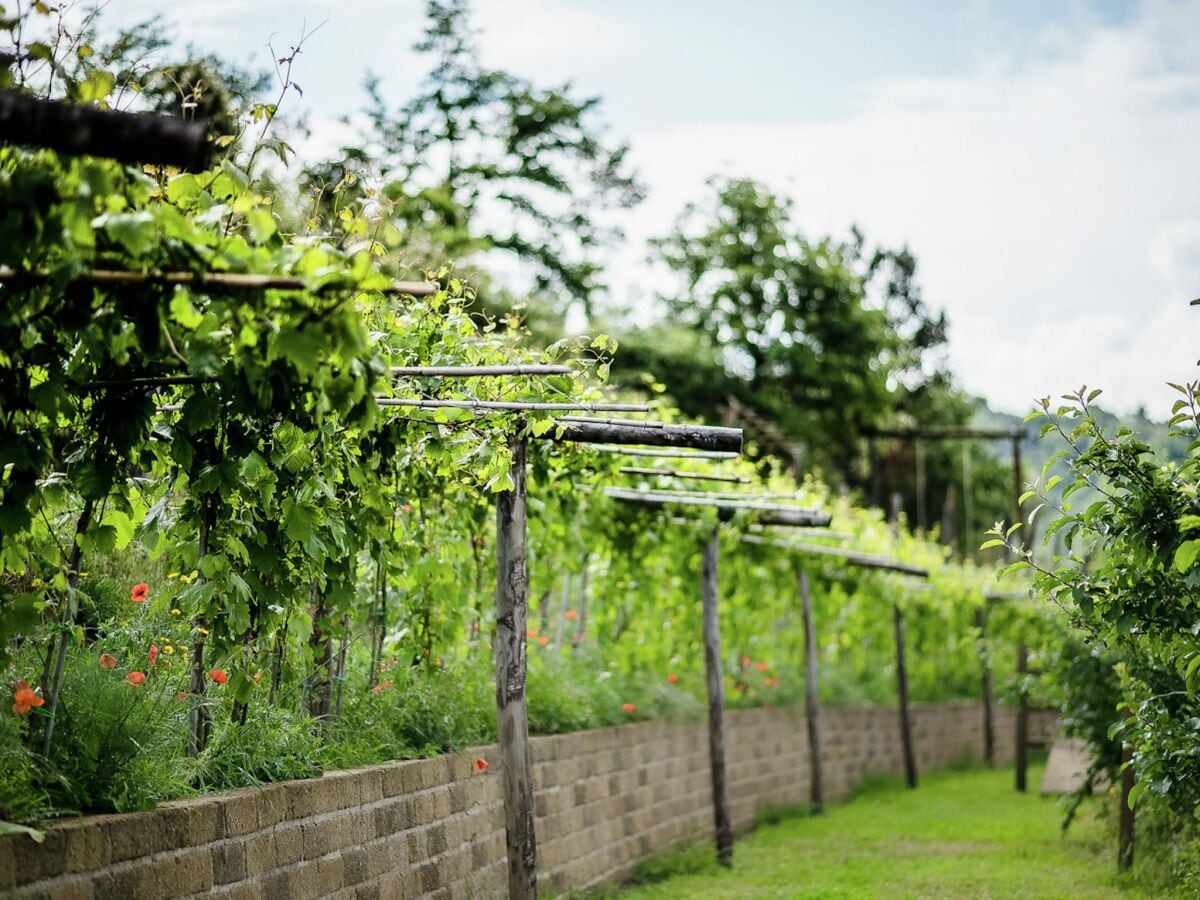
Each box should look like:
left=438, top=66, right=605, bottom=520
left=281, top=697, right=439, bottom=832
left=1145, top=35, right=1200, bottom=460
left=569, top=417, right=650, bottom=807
left=893, top=603, right=918, bottom=789
left=1118, top=723, right=1136, bottom=870
left=701, top=524, right=734, bottom=867
left=390, top=364, right=571, bottom=377
left=800, top=568, right=823, bottom=813
left=976, top=604, right=995, bottom=766
left=494, top=428, right=538, bottom=899
left=1015, top=643, right=1029, bottom=792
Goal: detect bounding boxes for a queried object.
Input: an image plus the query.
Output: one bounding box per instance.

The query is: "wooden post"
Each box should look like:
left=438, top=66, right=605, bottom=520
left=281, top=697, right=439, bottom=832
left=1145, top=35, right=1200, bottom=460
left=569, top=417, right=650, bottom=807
left=1011, top=434, right=1024, bottom=546
left=494, top=428, right=538, bottom=899
left=893, top=603, right=918, bottom=789
left=914, top=439, right=927, bottom=533
left=1118, top=727, right=1135, bottom=870
left=868, top=436, right=881, bottom=509
left=701, top=524, right=734, bottom=867
left=976, top=604, right=995, bottom=766
left=799, top=568, right=823, bottom=812
left=1015, top=643, right=1029, bottom=793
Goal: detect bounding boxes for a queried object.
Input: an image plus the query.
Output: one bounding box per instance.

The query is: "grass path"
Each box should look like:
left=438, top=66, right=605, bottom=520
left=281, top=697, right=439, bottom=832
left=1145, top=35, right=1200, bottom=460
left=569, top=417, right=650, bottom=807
left=615, top=765, right=1132, bottom=899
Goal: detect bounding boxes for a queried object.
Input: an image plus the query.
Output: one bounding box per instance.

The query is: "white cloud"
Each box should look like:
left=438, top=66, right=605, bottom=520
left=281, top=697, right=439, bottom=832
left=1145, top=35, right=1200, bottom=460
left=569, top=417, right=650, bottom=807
left=607, top=0, right=1200, bottom=417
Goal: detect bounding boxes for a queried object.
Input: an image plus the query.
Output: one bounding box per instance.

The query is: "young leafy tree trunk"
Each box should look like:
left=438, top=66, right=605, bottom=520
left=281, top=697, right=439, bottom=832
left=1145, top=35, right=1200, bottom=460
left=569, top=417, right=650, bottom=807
left=306, top=582, right=333, bottom=721
left=40, top=499, right=95, bottom=756
left=189, top=503, right=214, bottom=756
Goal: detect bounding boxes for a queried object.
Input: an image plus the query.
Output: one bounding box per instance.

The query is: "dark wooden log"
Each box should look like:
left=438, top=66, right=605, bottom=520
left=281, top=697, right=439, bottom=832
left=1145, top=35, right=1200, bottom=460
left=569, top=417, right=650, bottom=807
left=0, top=89, right=211, bottom=170
left=893, top=603, right=918, bottom=789
left=494, top=430, right=538, bottom=899
left=554, top=419, right=742, bottom=453
left=976, top=604, right=995, bottom=766
left=1015, top=643, right=1029, bottom=792
left=701, top=525, right=734, bottom=867
left=1118, top=728, right=1135, bottom=870
left=799, top=568, right=824, bottom=813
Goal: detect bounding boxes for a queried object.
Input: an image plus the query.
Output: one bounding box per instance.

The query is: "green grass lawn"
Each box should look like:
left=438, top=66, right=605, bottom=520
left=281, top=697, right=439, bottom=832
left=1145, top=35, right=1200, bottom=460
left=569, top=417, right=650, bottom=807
left=614, top=765, right=1137, bottom=899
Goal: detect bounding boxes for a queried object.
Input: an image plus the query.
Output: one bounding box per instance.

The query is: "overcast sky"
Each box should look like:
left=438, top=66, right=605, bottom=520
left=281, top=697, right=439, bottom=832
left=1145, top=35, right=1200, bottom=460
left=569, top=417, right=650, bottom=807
left=107, top=0, right=1200, bottom=417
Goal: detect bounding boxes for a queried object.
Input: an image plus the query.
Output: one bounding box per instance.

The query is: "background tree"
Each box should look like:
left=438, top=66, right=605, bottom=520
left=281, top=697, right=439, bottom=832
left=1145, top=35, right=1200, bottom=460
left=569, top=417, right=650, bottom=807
left=303, top=0, right=643, bottom=313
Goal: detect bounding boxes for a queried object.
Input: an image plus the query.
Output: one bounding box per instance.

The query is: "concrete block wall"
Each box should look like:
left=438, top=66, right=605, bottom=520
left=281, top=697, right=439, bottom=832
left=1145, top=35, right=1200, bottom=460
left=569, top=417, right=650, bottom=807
left=1, top=701, right=1057, bottom=899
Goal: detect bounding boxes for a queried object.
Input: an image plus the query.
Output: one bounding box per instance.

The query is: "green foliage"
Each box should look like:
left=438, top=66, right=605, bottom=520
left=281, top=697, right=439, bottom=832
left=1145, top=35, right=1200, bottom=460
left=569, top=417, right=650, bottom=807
left=988, top=384, right=1200, bottom=876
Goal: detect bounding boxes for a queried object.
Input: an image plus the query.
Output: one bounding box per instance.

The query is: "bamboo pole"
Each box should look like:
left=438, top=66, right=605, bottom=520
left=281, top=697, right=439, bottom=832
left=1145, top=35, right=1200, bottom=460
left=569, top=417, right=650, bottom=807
left=799, top=568, right=823, bottom=812
left=0, top=266, right=438, bottom=297
left=619, top=466, right=750, bottom=484
left=494, top=427, right=538, bottom=899
left=378, top=398, right=650, bottom=413
left=893, top=603, right=918, bottom=789
left=701, top=524, right=734, bottom=867
left=390, top=364, right=571, bottom=377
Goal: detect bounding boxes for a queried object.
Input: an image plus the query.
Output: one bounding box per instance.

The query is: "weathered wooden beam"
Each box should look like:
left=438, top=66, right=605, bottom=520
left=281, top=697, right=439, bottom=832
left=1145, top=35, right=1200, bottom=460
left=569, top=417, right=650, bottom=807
left=0, top=89, right=211, bottom=170
left=739, top=534, right=928, bottom=576
left=0, top=266, right=439, bottom=297
left=605, top=489, right=830, bottom=527
left=555, top=420, right=742, bottom=452
left=894, top=603, right=918, bottom=789
left=799, top=568, right=824, bottom=813
left=701, top=525, right=734, bottom=867
left=494, top=430, right=538, bottom=899
left=618, top=466, right=750, bottom=484
left=390, top=364, right=571, bottom=377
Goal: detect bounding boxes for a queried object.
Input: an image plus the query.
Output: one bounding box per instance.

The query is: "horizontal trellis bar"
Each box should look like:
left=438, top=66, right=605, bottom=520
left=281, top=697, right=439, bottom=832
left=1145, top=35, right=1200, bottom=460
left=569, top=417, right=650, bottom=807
left=0, top=90, right=211, bottom=171
left=558, top=416, right=665, bottom=429
left=865, top=426, right=1022, bottom=441
left=590, top=446, right=740, bottom=460
left=619, top=467, right=750, bottom=484
left=553, top=420, right=743, bottom=452
left=633, top=487, right=814, bottom=503
left=740, top=533, right=929, bottom=576
left=378, top=398, right=651, bottom=413
left=389, top=365, right=572, bottom=377
left=0, top=266, right=439, bottom=297
left=605, top=488, right=830, bottom=526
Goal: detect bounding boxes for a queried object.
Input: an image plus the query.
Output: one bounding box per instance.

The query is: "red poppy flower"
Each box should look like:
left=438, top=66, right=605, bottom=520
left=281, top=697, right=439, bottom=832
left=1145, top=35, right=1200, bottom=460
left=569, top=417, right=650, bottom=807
left=125, top=671, right=146, bottom=687
left=474, top=758, right=489, bottom=772
left=175, top=691, right=188, bottom=703
left=253, top=672, right=262, bottom=683
left=537, top=636, right=549, bottom=647
left=564, top=610, right=577, bottom=620
left=756, top=661, right=767, bottom=673
left=762, top=677, right=773, bottom=687
left=526, top=628, right=538, bottom=638
left=373, top=683, right=383, bottom=694
left=667, top=673, right=679, bottom=684
left=99, top=652, right=117, bottom=670
left=740, top=656, right=750, bottom=667
left=11, top=680, right=44, bottom=715
left=148, top=645, right=159, bottom=667
left=621, top=703, right=636, bottom=715
left=208, top=669, right=228, bottom=685
left=130, top=582, right=149, bottom=603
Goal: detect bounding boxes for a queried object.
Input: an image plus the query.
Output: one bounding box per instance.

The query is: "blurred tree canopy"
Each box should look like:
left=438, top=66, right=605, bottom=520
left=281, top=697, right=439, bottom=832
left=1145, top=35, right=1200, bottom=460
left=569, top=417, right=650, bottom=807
left=302, top=0, right=643, bottom=312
